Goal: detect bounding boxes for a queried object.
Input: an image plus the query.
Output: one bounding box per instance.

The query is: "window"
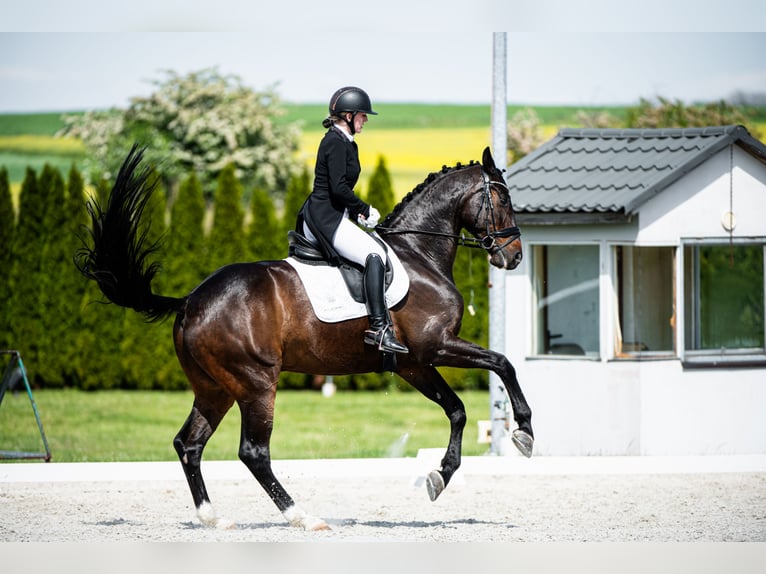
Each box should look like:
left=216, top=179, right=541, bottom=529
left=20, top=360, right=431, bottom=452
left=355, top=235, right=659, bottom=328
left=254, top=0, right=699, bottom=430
left=614, top=246, right=676, bottom=357
left=684, top=243, right=765, bottom=359
left=529, top=240, right=765, bottom=365
left=531, top=244, right=600, bottom=357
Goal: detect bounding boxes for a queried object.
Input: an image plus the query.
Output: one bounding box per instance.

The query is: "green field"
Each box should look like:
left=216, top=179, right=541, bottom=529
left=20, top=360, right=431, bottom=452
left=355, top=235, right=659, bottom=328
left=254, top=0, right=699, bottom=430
left=0, top=388, right=495, bottom=462
left=0, top=135, right=85, bottom=184
left=5, top=101, right=763, bottom=205
left=0, top=104, right=624, bottom=201
left=280, top=102, right=612, bottom=130
left=4, top=104, right=764, bottom=198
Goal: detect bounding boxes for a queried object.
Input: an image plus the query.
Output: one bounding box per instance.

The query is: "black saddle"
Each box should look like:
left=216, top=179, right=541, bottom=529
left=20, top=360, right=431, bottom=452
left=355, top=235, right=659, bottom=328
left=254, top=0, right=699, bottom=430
left=287, top=230, right=393, bottom=304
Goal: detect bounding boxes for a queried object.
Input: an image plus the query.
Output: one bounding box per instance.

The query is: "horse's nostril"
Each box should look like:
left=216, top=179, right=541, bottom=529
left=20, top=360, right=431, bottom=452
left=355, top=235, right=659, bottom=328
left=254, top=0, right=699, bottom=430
left=515, top=251, right=523, bottom=262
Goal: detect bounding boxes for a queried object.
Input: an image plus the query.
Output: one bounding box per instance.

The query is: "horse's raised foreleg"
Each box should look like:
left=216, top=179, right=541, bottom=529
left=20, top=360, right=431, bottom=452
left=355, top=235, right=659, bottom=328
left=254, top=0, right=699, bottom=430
left=174, top=400, right=235, bottom=529
left=397, top=365, right=466, bottom=501
left=237, top=394, right=330, bottom=531
left=431, top=337, right=534, bottom=457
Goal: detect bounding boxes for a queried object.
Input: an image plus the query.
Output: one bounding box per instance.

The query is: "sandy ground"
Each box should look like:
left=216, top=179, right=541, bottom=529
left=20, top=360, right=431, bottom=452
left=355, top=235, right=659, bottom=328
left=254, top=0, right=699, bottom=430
left=2, top=454, right=765, bottom=544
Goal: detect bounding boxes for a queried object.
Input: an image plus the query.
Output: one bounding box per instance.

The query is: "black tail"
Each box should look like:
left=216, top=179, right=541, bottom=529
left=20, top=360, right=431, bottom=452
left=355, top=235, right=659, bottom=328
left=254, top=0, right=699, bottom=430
left=75, top=144, right=185, bottom=322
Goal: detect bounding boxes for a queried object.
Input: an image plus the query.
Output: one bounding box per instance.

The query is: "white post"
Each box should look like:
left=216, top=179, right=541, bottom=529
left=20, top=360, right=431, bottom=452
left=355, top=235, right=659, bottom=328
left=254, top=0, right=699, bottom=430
left=489, top=32, right=509, bottom=455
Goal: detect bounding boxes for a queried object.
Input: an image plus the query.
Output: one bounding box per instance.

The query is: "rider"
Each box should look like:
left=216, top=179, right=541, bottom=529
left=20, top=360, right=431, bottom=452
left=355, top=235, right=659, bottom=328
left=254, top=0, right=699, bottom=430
left=296, top=86, right=408, bottom=354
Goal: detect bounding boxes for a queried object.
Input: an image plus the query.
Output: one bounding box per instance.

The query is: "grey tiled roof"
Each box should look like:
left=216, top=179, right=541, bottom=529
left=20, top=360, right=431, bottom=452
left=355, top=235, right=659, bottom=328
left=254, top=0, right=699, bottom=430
left=507, top=125, right=766, bottom=217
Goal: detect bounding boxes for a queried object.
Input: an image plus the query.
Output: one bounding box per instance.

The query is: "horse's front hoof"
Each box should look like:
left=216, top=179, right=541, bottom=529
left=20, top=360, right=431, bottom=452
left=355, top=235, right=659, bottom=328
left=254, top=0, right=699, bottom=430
left=512, top=429, right=534, bottom=458
left=426, top=470, right=445, bottom=501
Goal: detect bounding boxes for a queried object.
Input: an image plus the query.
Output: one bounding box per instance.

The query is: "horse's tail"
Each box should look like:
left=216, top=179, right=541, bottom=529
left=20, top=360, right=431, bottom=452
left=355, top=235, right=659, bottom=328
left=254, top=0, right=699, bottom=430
left=75, top=144, right=186, bottom=322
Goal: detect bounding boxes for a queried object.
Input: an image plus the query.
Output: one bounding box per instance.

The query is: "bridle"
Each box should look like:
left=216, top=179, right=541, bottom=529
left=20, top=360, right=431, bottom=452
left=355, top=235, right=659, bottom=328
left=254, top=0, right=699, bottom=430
left=375, top=170, right=521, bottom=254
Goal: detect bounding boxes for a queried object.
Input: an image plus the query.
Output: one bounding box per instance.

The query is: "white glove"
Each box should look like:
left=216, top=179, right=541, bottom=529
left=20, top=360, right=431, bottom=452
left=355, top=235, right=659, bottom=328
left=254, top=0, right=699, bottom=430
left=359, top=206, right=380, bottom=229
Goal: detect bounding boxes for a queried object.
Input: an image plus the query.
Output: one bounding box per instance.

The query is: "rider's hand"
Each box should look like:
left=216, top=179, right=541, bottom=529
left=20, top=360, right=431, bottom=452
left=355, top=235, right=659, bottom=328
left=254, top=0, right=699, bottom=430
left=367, top=207, right=380, bottom=227
left=359, top=206, right=380, bottom=229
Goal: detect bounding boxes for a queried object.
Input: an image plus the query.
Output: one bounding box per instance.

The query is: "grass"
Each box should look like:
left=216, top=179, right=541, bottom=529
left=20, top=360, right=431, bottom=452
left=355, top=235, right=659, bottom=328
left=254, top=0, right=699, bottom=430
left=0, top=388, right=496, bottom=463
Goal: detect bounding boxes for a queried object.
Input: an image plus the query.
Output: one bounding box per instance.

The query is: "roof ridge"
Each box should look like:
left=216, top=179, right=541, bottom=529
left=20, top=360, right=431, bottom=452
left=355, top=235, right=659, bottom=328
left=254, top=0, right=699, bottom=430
left=558, top=125, right=744, bottom=139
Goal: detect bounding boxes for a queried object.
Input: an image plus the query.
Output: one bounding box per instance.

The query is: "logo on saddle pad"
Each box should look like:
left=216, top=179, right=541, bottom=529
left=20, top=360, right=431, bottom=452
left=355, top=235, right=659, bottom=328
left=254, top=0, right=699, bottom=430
left=285, top=231, right=410, bottom=323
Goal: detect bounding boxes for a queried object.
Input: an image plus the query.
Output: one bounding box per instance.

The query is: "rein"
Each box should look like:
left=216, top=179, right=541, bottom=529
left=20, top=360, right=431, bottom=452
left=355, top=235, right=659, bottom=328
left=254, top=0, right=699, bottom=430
left=375, top=171, right=521, bottom=253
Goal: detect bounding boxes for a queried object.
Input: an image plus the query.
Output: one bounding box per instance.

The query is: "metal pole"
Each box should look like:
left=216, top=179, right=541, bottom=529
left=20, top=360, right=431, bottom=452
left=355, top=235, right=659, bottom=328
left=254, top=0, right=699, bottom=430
left=489, top=32, right=509, bottom=455
left=0, top=350, right=51, bottom=461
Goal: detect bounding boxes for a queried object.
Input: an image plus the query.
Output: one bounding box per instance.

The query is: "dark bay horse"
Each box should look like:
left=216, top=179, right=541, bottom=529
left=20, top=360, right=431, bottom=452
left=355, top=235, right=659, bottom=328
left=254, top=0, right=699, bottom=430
left=76, top=145, right=533, bottom=531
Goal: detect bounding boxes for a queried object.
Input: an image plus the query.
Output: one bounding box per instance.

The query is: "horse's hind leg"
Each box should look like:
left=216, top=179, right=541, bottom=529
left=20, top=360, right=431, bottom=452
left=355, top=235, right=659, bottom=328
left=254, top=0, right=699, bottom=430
left=398, top=365, right=466, bottom=502
left=174, top=391, right=235, bottom=529
left=237, top=388, right=330, bottom=531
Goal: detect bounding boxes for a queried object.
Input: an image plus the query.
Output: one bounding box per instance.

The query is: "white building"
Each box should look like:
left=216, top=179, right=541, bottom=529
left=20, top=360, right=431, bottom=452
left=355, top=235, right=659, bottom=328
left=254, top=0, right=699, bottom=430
left=503, top=125, right=766, bottom=456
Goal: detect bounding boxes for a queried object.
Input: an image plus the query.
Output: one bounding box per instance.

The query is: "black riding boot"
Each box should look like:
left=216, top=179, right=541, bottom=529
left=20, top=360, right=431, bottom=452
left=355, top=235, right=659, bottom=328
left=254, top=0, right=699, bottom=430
left=363, top=254, right=409, bottom=354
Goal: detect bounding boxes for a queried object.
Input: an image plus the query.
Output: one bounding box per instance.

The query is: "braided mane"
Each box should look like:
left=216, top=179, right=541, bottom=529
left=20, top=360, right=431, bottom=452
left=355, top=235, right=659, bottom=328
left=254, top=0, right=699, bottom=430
left=380, top=159, right=480, bottom=227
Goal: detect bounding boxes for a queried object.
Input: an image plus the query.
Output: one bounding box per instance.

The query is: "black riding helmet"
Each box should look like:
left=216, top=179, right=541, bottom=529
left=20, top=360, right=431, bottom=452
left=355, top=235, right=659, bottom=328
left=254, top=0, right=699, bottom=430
left=329, top=86, right=378, bottom=116
left=326, top=86, right=377, bottom=134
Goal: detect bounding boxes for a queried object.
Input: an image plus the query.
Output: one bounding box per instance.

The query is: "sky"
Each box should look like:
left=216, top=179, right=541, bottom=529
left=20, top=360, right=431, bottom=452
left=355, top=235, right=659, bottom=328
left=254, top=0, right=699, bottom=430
left=1, top=1, right=766, bottom=113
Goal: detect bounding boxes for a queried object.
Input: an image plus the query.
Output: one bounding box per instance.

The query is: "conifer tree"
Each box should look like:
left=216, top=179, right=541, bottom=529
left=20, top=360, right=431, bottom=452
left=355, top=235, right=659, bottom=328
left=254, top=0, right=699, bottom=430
left=36, top=165, right=69, bottom=385
left=207, top=163, right=245, bottom=270
left=444, top=247, right=489, bottom=390
left=166, top=170, right=208, bottom=295
left=0, top=166, right=16, bottom=349
left=246, top=186, right=283, bottom=261
left=8, top=167, right=47, bottom=384
left=366, top=155, right=396, bottom=217
left=281, top=165, right=310, bottom=239
left=0, top=167, right=14, bottom=351
left=74, top=176, right=127, bottom=389
left=278, top=165, right=314, bottom=389
left=120, top=168, right=173, bottom=389
left=57, top=165, right=89, bottom=384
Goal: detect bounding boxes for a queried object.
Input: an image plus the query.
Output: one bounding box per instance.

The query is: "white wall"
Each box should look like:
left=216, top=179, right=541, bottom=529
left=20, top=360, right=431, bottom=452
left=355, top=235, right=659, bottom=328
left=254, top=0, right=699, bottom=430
left=639, top=362, right=766, bottom=455
left=506, top=353, right=766, bottom=456
left=638, top=146, right=766, bottom=242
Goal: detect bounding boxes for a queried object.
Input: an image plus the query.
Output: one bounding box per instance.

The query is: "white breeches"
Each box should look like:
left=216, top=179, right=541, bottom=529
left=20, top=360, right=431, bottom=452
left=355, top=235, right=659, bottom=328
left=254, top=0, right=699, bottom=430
left=304, top=216, right=386, bottom=267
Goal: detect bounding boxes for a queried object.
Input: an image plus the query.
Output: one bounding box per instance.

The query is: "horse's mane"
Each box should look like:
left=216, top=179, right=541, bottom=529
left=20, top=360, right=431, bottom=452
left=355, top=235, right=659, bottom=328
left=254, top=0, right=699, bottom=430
left=380, top=160, right=481, bottom=227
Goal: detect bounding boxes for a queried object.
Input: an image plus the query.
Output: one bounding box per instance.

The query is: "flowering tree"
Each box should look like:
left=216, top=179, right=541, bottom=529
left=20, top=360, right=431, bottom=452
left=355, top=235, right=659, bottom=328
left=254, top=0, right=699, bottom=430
left=59, top=68, right=302, bottom=194
left=625, top=96, right=760, bottom=137
left=506, top=108, right=546, bottom=164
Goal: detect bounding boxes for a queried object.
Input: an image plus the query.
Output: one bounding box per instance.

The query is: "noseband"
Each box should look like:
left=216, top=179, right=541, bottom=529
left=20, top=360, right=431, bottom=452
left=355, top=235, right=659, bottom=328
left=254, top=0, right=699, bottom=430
left=376, top=170, right=521, bottom=253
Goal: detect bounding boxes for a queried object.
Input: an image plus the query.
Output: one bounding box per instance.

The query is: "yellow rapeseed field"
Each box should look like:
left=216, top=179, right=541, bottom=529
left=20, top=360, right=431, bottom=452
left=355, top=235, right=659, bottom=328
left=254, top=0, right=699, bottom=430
left=299, top=124, right=562, bottom=199
left=0, top=134, right=84, bottom=154
left=300, top=127, right=493, bottom=200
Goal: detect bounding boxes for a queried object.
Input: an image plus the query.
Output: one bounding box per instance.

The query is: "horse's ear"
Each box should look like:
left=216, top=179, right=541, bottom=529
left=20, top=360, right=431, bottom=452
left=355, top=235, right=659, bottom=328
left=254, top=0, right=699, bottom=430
left=482, top=147, right=495, bottom=171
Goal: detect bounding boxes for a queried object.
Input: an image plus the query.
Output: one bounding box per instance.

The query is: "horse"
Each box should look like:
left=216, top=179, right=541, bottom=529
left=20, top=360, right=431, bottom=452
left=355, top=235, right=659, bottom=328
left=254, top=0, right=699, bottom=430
left=75, top=144, right=534, bottom=531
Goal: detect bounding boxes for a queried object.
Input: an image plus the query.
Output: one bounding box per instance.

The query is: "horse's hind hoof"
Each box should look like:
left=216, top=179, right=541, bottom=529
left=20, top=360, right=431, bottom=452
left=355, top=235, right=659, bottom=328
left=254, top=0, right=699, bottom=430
left=426, top=470, right=445, bottom=501
left=308, top=518, right=331, bottom=531
left=512, top=429, right=534, bottom=458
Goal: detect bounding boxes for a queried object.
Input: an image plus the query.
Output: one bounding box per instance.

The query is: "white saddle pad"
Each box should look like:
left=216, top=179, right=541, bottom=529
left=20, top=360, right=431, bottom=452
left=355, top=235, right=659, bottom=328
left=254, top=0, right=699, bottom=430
left=284, top=246, right=410, bottom=323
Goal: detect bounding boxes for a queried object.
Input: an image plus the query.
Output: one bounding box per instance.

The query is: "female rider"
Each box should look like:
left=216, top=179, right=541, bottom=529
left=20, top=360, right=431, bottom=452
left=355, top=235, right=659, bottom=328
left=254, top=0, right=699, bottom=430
left=296, top=86, right=408, bottom=354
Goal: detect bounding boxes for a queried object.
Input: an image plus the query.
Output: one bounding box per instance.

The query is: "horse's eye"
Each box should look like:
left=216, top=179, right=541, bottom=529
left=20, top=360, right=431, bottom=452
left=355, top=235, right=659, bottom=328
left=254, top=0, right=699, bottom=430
left=499, top=194, right=509, bottom=206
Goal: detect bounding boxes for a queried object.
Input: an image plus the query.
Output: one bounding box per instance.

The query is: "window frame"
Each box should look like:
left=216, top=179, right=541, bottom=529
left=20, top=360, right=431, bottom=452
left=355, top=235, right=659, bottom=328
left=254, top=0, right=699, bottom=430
left=679, top=237, right=766, bottom=368
left=527, top=241, right=602, bottom=361
left=611, top=244, right=678, bottom=361
left=525, top=237, right=766, bottom=367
